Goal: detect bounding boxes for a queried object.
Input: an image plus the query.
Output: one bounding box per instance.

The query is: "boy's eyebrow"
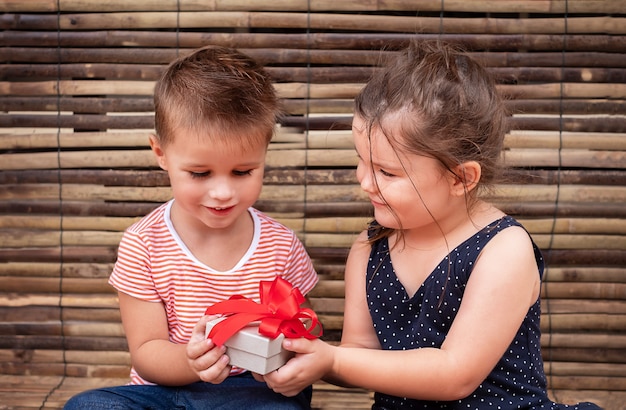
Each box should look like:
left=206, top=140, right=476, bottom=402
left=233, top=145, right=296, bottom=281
left=183, top=160, right=264, bottom=168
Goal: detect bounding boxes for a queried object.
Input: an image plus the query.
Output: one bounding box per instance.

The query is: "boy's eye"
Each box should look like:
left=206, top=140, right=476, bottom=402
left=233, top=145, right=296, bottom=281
left=233, top=169, right=253, bottom=176
left=190, top=171, right=210, bottom=178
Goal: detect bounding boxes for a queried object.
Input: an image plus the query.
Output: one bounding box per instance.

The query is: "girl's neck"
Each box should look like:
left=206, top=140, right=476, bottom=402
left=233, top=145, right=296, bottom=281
left=395, top=201, right=503, bottom=252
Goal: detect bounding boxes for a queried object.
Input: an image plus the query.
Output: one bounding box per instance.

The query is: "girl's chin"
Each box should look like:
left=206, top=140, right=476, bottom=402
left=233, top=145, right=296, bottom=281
left=372, top=210, right=399, bottom=229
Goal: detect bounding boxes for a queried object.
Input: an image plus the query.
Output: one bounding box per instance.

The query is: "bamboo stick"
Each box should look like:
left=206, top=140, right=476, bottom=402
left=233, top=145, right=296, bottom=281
left=0, top=349, right=130, bottom=366
left=545, top=300, right=626, bottom=315
left=500, top=83, right=626, bottom=99
left=307, top=232, right=626, bottom=250
left=3, top=47, right=625, bottom=71
left=546, top=375, right=626, bottom=391
left=3, top=127, right=619, bottom=152
left=0, top=131, right=152, bottom=150
left=0, top=306, right=121, bottom=322
left=542, top=249, right=626, bottom=267
left=2, top=112, right=625, bottom=134
left=0, top=169, right=169, bottom=186
left=0, top=113, right=155, bottom=130
left=1, top=229, right=123, bottom=249
left=547, top=390, right=626, bottom=410
left=542, top=333, right=626, bottom=349
left=3, top=95, right=624, bottom=117
left=0, top=127, right=308, bottom=151
left=2, top=182, right=625, bottom=207
left=504, top=149, right=626, bottom=169
left=545, top=313, right=623, bottom=332
left=2, top=146, right=625, bottom=171
left=0, top=215, right=139, bottom=231
left=307, top=247, right=626, bottom=267
left=1, top=0, right=624, bottom=15
left=0, top=334, right=128, bottom=351
left=541, top=345, right=626, bottom=363
left=498, top=202, right=626, bottom=219
left=0, top=96, right=156, bottom=113
left=0, top=197, right=623, bottom=221
left=2, top=31, right=625, bottom=54
left=506, top=100, right=626, bottom=116
left=0, top=199, right=161, bottom=218
left=0, top=277, right=114, bottom=294
left=543, top=267, right=626, bottom=283
left=542, top=282, right=626, bottom=299
left=3, top=12, right=625, bottom=35
left=3, top=79, right=625, bottom=101
left=0, top=293, right=118, bottom=308
left=2, top=166, right=624, bottom=189
left=282, top=115, right=626, bottom=133
left=504, top=131, right=626, bottom=150
left=0, top=246, right=118, bottom=264
left=0, top=63, right=164, bottom=81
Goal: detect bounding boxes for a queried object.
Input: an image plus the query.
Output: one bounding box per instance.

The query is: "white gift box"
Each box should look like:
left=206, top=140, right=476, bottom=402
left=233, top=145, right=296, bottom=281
left=205, top=318, right=294, bottom=375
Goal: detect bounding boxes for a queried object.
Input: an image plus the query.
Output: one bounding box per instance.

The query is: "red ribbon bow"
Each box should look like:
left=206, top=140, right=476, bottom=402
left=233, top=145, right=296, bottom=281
left=205, top=276, right=322, bottom=346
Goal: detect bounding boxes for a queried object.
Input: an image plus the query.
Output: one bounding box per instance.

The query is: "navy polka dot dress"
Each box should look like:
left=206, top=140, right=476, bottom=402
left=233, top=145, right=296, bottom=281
left=366, top=216, right=601, bottom=409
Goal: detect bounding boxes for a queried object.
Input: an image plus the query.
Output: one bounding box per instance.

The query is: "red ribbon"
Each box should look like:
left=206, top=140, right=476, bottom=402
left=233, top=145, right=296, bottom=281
left=205, top=276, right=322, bottom=346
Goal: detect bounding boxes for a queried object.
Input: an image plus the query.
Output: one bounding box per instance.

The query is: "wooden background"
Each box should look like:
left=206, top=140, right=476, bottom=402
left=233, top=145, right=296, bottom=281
left=1, top=1, right=625, bottom=409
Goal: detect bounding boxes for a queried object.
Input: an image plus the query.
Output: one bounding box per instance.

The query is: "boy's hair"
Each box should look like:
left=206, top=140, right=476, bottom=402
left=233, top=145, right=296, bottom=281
left=154, top=45, right=280, bottom=148
left=356, top=40, right=508, bottom=240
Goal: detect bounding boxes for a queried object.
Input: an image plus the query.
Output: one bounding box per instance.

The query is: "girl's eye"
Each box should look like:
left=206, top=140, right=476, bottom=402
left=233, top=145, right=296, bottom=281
left=379, top=169, right=395, bottom=177
left=233, top=169, right=253, bottom=176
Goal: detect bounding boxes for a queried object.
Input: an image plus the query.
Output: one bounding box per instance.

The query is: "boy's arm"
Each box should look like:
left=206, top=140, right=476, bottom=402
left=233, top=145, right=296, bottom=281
left=118, top=291, right=231, bottom=386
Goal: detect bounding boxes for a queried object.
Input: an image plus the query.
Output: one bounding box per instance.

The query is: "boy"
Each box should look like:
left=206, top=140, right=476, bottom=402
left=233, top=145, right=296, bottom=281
left=64, top=45, right=318, bottom=410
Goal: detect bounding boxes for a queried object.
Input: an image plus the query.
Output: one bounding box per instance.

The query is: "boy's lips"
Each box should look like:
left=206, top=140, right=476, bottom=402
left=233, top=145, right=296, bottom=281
left=206, top=205, right=235, bottom=215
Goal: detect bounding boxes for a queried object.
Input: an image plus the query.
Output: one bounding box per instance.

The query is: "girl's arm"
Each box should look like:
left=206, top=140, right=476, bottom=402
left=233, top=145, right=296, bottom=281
left=118, top=292, right=231, bottom=386
left=262, top=231, right=379, bottom=394
left=268, top=226, right=540, bottom=401
left=324, top=225, right=541, bottom=400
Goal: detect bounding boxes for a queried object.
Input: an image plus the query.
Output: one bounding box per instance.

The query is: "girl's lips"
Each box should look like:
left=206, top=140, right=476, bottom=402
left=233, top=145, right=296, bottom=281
left=370, top=198, right=385, bottom=208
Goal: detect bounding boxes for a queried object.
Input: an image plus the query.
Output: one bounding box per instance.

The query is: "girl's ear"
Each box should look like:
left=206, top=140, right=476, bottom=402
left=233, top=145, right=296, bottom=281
left=149, top=134, right=168, bottom=170
left=450, top=161, right=481, bottom=196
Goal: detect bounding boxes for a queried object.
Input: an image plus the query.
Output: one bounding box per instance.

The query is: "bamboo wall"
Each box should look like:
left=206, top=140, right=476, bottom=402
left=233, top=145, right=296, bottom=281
left=1, top=1, right=625, bottom=408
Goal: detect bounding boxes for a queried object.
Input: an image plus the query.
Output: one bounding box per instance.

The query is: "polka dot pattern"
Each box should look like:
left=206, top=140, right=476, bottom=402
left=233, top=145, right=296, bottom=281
left=366, top=216, right=601, bottom=409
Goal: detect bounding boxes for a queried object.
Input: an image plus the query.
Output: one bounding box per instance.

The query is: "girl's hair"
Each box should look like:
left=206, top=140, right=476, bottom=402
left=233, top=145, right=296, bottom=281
left=153, top=45, right=280, bottom=149
left=355, top=40, right=508, bottom=242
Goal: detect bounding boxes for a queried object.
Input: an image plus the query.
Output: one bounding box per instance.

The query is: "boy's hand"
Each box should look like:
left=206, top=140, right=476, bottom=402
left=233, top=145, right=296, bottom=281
left=186, top=315, right=232, bottom=383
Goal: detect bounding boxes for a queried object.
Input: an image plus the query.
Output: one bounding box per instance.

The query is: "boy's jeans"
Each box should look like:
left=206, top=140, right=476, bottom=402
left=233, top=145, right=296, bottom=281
left=63, top=373, right=312, bottom=409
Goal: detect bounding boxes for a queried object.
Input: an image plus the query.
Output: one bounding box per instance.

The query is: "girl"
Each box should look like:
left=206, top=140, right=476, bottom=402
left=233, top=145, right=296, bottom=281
left=263, top=41, right=601, bottom=409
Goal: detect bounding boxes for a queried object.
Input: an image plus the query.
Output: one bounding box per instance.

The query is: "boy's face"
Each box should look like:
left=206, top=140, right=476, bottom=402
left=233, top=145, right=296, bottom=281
left=150, top=128, right=267, bottom=233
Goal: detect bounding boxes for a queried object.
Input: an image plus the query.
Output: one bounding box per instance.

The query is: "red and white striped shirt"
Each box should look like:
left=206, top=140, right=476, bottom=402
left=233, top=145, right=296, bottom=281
left=109, top=200, right=318, bottom=385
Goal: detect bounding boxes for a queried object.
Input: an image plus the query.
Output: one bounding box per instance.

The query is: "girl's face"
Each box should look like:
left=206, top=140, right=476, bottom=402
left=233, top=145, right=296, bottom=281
left=353, top=114, right=457, bottom=232
left=150, top=129, right=266, bottom=233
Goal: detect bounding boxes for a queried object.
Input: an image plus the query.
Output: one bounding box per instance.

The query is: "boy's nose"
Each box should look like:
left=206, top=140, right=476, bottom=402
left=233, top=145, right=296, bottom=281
left=208, top=177, right=234, bottom=200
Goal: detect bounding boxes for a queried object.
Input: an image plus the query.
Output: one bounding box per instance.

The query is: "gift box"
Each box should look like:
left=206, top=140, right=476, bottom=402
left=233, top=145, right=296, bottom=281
left=204, top=277, right=322, bottom=375
left=206, top=317, right=294, bottom=375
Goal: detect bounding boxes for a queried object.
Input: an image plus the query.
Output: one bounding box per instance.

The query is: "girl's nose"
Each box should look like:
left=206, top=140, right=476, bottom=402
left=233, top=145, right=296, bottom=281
left=357, top=163, right=375, bottom=193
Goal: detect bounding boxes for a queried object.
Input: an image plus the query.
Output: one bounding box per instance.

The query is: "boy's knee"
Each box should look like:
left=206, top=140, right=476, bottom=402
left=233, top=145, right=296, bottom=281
left=63, top=389, right=125, bottom=410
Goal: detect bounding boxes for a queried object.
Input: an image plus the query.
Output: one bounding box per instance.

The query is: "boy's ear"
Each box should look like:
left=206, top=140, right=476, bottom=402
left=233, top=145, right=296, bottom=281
left=450, top=161, right=481, bottom=196
left=149, top=134, right=167, bottom=170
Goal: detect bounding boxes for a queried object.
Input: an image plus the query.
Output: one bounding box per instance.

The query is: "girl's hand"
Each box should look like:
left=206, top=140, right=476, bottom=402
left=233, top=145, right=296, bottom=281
left=186, top=315, right=232, bottom=383
left=263, top=337, right=334, bottom=397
